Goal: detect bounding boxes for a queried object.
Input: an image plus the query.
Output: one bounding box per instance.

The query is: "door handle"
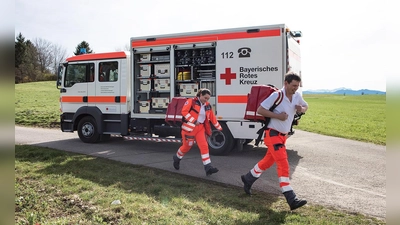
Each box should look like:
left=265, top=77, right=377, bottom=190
left=60, top=88, right=66, bottom=93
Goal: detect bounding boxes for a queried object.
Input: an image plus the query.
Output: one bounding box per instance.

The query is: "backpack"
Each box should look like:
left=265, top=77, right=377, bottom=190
left=243, top=84, right=283, bottom=146
left=166, top=97, right=213, bottom=136
left=165, top=97, right=188, bottom=126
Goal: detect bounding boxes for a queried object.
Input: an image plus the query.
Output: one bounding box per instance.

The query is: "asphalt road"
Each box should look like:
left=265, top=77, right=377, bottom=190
left=15, top=126, right=386, bottom=219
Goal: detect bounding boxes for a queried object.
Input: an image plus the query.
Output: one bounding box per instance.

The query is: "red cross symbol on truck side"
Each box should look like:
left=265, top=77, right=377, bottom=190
left=220, top=68, right=236, bottom=85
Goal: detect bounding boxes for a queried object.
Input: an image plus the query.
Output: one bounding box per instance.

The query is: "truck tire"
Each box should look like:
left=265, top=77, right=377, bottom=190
left=77, top=116, right=101, bottom=143
left=207, top=122, right=235, bottom=156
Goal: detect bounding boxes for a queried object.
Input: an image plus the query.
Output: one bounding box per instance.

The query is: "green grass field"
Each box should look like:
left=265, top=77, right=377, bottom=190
left=15, top=81, right=60, bottom=128
left=298, top=94, right=386, bottom=145
left=14, top=81, right=386, bottom=145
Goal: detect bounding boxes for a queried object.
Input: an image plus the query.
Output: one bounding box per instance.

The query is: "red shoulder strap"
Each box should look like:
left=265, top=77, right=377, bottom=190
left=271, top=91, right=283, bottom=109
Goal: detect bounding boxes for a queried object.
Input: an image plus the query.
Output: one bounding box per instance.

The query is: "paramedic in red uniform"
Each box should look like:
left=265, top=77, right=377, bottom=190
left=241, top=72, right=309, bottom=210
left=173, top=88, right=222, bottom=176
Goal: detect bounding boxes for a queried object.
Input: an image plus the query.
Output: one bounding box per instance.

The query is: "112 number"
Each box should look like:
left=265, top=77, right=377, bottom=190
left=221, top=52, right=234, bottom=59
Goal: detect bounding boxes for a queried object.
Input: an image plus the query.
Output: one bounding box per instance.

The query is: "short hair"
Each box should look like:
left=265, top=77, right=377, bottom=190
left=284, top=71, right=301, bottom=83
left=196, top=88, right=211, bottom=97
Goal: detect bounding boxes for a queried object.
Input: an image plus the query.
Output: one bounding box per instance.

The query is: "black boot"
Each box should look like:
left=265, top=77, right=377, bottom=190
left=241, top=172, right=258, bottom=195
left=283, top=190, right=307, bottom=210
left=204, top=164, right=219, bottom=176
left=173, top=155, right=181, bottom=170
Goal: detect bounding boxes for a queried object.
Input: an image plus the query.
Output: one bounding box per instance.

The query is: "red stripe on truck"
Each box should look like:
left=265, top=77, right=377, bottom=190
left=66, top=52, right=127, bottom=62
left=132, top=29, right=281, bottom=47
left=218, top=95, right=248, bottom=103
left=61, top=96, right=127, bottom=103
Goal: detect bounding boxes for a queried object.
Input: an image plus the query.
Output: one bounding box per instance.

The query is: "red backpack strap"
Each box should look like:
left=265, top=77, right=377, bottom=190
left=272, top=90, right=283, bottom=109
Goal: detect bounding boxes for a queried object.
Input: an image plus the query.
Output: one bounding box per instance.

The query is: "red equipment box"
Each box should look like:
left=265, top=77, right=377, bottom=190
left=244, top=84, right=279, bottom=121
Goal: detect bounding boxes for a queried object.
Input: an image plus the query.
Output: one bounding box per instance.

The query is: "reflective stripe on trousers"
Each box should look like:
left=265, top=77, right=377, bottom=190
left=253, top=129, right=293, bottom=193
left=179, top=123, right=210, bottom=165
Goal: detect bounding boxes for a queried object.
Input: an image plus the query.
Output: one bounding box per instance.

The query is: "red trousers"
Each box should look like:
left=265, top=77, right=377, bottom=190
left=251, top=128, right=292, bottom=193
left=177, top=124, right=211, bottom=165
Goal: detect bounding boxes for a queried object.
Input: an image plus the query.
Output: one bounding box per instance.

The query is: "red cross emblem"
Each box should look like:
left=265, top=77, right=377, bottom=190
left=220, top=68, right=236, bottom=85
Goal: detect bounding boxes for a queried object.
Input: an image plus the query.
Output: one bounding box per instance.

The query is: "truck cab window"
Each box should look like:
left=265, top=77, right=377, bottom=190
left=99, top=61, right=118, bottom=82
left=64, top=63, right=94, bottom=87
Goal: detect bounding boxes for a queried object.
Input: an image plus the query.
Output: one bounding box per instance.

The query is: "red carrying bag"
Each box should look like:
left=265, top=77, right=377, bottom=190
left=165, top=97, right=188, bottom=126
left=244, top=84, right=284, bottom=146
left=244, top=84, right=281, bottom=122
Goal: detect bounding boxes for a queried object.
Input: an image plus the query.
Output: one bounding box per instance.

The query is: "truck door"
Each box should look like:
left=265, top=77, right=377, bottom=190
left=216, top=29, right=283, bottom=120
left=61, top=62, right=94, bottom=113
left=95, top=60, right=121, bottom=114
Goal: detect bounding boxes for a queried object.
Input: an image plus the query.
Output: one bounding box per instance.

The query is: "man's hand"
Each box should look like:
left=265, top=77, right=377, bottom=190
left=295, top=105, right=303, bottom=113
left=277, top=112, right=288, bottom=121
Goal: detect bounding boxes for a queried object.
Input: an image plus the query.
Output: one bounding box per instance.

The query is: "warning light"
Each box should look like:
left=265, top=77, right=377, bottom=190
left=79, top=48, right=87, bottom=54
left=291, top=31, right=302, bottom=38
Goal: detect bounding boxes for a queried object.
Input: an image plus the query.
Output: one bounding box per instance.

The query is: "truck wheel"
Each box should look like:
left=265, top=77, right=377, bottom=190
left=207, top=122, right=234, bottom=156
left=77, top=116, right=101, bottom=143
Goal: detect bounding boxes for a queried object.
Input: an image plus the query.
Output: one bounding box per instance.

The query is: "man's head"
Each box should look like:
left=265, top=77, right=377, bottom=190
left=284, top=72, right=301, bottom=95
left=196, top=88, right=211, bottom=104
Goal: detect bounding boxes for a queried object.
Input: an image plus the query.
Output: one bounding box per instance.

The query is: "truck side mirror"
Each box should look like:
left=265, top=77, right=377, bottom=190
left=56, top=64, right=64, bottom=89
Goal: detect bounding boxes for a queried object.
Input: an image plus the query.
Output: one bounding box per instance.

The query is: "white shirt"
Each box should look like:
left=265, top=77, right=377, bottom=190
left=197, top=102, right=206, bottom=123
left=260, top=87, right=308, bottom=134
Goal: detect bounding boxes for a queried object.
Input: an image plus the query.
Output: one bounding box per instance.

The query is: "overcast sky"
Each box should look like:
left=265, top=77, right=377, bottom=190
left=15, top=0, right=397, bottom=91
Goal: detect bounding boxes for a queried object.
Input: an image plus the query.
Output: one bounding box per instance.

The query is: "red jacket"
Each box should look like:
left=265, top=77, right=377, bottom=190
left=181, top=97, right=222, bottom=135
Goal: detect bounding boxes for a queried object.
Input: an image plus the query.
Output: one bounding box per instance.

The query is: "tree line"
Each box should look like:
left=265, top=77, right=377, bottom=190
left=15, top=33, right=94, bottom=84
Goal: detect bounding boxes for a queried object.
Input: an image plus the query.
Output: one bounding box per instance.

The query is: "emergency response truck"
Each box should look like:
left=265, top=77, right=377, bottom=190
left=57, top=24, right=303, bottom=155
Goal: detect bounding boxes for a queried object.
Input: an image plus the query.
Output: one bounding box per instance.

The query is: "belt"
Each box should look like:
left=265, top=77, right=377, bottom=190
left=265, top=129, right=287, bottom=137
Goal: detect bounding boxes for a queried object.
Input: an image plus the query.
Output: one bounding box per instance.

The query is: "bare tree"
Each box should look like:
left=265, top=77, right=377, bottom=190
left=115, top=43, right=130, bottom=51
left=52, top=44, right=67, bottom=74
left=15, top=34, right=67, bottom=82
left=33, top=38, right=53, bottom=74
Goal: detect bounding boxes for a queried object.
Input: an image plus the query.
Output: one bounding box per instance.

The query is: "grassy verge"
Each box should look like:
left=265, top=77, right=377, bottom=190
left=15, top=145, right=385, bottom=224
left=15, top=81, right=60, bottom=128
left=297, top=94, right=385, bottom=145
